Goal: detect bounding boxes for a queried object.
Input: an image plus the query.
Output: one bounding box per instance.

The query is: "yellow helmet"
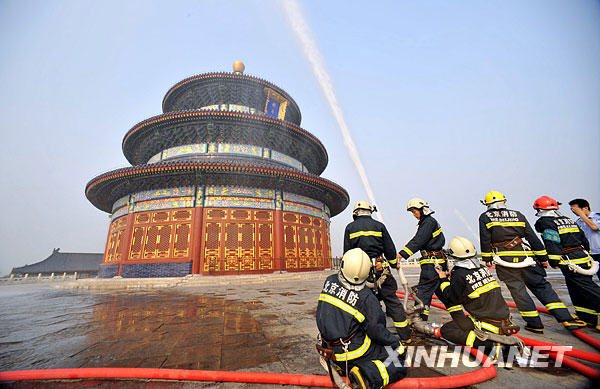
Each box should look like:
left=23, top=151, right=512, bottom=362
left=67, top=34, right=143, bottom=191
left=407, top=197, right=428, bottom=211
left=341, top=248, right=372, bottom=284
left=482, top=191, right=506, bottom=205
left=353, top=200, right=373, bottom=214
left=447, top=236, right=477, bottom=258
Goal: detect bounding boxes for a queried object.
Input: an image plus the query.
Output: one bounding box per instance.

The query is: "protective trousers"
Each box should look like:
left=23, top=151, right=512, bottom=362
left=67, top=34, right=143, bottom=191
left=376, top=272, right=411, bottom=341
left=334, top=344, right=407, bottom=388
left=415, top=263, right=450, bottom=321
left=559, top=265, right=600, bottom=326
left=440, top=321, right=498, bottom=354
left=495, top=263, right=571, bottom=329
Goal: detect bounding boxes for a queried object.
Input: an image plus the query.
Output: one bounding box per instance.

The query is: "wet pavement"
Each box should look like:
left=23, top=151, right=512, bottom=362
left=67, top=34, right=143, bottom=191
left=0, top=267, right=599, bottom=388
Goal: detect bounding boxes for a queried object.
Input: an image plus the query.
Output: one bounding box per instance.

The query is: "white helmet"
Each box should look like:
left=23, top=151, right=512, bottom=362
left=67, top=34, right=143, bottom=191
left=407, top=197, right=433, bottom=216
left=341, top=248, right=371, bottom=285
left=353, top=200, right=374, bottom=219
left=406, top=198, right=428, bottom=210
left=447, top=236, right=477, bottom=258
left=353, top=200, right=373, bottom=213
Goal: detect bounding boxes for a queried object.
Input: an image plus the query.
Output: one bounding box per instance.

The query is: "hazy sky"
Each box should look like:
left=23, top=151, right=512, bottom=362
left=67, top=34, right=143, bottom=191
left=0, top=0, right=598, bottom=276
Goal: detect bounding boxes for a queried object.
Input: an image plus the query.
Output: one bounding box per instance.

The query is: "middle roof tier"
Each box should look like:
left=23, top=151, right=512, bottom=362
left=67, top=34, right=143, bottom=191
left=122, top=110, right=329, bottom=175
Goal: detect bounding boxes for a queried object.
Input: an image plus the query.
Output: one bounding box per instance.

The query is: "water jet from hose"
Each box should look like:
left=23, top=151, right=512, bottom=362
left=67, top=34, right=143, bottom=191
left=281, top=0, right=384, bottom=223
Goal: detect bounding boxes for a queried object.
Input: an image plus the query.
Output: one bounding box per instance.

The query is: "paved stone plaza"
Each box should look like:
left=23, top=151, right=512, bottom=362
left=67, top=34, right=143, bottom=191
left=1, top=267, right=598, bottom=388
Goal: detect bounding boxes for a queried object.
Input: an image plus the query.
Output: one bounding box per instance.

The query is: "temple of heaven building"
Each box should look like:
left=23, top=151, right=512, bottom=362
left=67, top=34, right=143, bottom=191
left=85, top=61, right=349, bottom=278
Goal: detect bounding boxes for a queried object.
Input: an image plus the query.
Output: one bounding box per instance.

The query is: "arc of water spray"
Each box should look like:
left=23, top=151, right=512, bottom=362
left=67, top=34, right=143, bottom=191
left=454, top=208, right=480, bottom=246
left=281, top=0, right=384, bottom=223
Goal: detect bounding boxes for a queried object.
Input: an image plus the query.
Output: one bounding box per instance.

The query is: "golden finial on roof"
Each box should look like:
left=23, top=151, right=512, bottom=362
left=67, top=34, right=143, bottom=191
left=233, top=61, right=245, bottom=74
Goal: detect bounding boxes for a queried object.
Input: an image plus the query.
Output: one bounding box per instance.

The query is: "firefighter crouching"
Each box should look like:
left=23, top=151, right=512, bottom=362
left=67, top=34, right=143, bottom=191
left=398, top=198, right=450, bottom=321
left=343, top=200, right=411, bottom=343
left=534, top=196, right=600, bottom=331
left=436, top=237, right=520, bottom=355
left=316, top=248, right=408, bottom=389
left=478, top=190, right=585, bottom=333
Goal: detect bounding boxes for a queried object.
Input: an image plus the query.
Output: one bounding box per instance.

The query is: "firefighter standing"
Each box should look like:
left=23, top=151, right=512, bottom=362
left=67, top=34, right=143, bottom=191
left=533, top=196, right=600, bottom=331
left=316, top=248, right=407, bottom=389
left=397, top=198, right=449, bottom=321
left=478, top=191, right=585, bottom=333
left=343, top=201, right=411, bottom=343
left=436, top=237, right=519, bottom=354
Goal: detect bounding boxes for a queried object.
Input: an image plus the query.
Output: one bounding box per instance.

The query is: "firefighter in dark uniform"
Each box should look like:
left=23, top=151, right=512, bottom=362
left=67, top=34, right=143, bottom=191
left=317, top=248, right=407, bottom=389
left=343, top=200, right=411, bottom=343
left=436, top=236, right=519, bottom=354
left=479, top=191, right=585, bottom=333
left=533, top=196, right=600, bottom=331
left=398, top=198, right=449, bottom=321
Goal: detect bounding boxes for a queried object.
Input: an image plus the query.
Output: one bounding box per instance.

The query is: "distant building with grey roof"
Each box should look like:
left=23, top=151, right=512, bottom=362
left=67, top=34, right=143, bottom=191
left=11, top=248, right=102, bottom=277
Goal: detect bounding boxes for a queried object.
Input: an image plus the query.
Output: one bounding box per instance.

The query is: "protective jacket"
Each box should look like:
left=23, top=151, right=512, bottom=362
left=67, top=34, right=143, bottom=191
left=316, top=274, right=400, bottom=361
left=398, top=214, right=445, bottom=264
left=344, top=216, right=411, bottom=340
left=479, top=208, right=548, bottom=264
left=534, top=216, right=592, bottom=268
left=438, top=262, right=513, bottom=350
left=344, top=216, right=397, bottom=266
left=535, top=215, right=600, bottom=326
left=439, top=263, right=510, bottom=329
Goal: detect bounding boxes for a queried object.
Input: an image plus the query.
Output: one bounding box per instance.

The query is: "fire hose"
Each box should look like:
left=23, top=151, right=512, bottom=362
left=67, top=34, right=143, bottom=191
left=0, top=348, right=497, bottom=388
left=565, top=258, right=599, bottom=276
left=493, top=254, right=537, bottom=268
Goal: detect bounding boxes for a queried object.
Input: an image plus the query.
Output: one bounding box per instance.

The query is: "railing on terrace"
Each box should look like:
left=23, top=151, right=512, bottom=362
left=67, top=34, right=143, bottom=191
left=205, top=257, right=340, bottom=276
left=1, top=272, right=98, bottom=283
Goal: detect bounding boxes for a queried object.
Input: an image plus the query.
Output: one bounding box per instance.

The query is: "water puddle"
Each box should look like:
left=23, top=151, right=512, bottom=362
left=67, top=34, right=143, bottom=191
left=1, top=291, right=288, bottom=373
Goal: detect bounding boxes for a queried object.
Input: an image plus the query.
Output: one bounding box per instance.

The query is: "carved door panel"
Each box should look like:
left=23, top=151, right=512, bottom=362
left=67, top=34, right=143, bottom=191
left=203, top=222, right=221, bottom=271
left=129, top=227, right=145, bottom=260
left=173, top=223, right=191, bottom=258
left=257, top=223, right=273, bottom=270
left=284, top=224, right=298, bottom=269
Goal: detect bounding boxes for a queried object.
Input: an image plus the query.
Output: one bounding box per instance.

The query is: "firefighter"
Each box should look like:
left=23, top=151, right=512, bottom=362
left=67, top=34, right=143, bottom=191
left=316, top=248, right=407, bottom=389
left=343, top=200, right=411, bottom=343
left=533, top=196, right=600, bottom=331
left=478, top=191, right=586, bottom=333
left=436, top=236, right=519, bottom=354
left=397, top=198, right=449, bottom=321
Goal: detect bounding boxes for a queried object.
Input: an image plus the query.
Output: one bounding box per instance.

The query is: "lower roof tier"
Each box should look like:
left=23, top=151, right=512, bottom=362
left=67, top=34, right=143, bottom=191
left=86, top=157, right=349, bottom=217
left=108, top=184, right=332, bottom=222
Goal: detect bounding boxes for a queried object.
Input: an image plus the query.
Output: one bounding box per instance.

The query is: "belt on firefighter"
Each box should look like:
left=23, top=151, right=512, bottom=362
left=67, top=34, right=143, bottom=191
left=491, top=236, right=522, bottom=250
left=322, top=329, right=359, bottom=347
left=472, top=316, right=520, bottom=336
left=419, top=250, right=446, bottom=266
left=420, top=250, right=446, bottom=258
left=562, top=246, right=584, bottom=254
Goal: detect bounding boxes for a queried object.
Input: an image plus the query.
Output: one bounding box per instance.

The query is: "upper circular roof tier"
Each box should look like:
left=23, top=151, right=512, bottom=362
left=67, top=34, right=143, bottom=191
left=162, top=72, right=302, bottom=126
left=85, top=157, right=349, bottom=217
left=122, top=110, right=328, bottom=175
